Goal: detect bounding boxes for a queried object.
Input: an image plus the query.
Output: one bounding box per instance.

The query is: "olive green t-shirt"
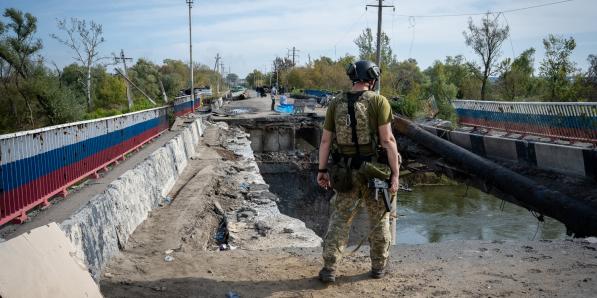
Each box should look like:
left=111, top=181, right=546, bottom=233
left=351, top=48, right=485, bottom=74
left=323, top=90, right=393, bottom=155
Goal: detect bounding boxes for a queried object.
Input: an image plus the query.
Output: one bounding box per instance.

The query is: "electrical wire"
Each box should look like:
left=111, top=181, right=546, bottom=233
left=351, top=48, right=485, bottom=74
left=408, top=16, right=416, bottom=58
left=395, top=0, right=573, bottom=18
left=500, top=12, right=517, bottom=59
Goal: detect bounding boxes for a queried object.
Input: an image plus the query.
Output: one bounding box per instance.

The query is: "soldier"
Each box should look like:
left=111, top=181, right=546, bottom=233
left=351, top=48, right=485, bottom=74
left=317, top=60, right=401, bottom=282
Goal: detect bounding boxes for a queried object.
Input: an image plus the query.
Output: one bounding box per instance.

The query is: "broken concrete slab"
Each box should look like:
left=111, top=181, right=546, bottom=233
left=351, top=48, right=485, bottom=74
left=0, top=223, right=102, bottom=298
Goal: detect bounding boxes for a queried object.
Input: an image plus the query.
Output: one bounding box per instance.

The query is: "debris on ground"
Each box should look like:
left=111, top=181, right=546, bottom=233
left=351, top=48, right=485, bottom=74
left=164, top=255, right=174, bottom=262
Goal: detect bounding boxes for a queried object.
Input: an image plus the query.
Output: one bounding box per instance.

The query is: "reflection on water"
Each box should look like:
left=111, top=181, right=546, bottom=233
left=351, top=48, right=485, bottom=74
left=396, top=184, right=568, bottom=244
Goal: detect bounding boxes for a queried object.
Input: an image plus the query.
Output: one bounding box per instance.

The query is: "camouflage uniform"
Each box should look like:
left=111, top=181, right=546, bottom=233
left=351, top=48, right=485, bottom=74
left=322, top=171, right=394, bottom=271
left=321, top=90, right=395, bottom=271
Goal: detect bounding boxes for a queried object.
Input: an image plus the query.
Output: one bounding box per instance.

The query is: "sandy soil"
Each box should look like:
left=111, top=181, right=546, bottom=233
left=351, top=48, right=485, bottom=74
left=101, top=239, right=597, bottom=297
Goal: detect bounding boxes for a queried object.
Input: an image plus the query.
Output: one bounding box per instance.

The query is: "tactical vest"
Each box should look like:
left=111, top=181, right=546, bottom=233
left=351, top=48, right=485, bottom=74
left=333, top=91, right=377, bottom=156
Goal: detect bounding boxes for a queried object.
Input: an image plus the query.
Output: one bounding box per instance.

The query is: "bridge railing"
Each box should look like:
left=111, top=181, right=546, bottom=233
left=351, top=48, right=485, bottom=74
left=453, top=100, right=597, bottom=143
left=0, top=107, right=170, bottom=226
left=173, top=95, right=199, bottom=116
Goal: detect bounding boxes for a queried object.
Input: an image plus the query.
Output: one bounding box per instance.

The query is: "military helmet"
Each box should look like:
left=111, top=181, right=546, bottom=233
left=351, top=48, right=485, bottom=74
left=346, top=60, right=381, bottom=82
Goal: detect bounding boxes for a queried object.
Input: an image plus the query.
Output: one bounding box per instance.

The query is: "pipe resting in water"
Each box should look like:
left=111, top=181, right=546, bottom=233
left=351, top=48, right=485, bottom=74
left=392, top=115, right=597, bottom=237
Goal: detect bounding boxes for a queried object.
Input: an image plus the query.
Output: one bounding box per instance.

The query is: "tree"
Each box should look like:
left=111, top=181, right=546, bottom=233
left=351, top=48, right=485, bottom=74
left=0, top=8, right=43, bottom=126
left=128, top=58, right=160, bottom=103
left=384, top=59, right=426, bottom=96
left=586, top=54, right=597, bottom=84
left=497, top=48, right=536, bottom=100
left=245, top=69, right=264, bottom=88
left=52, top=18, right=108, bottom=110
left=272, top=56, right=294, bottom=86
left=443, top=55, right=481, bottom=99
left=425, top=61, right=458, bottom=120
left=159, top=59, right=188, bottom=97
left=539, top=34, right=576, bottom=101
left=354, top=28, right=395, bottom=67
left=463, top=14, right=509, bottom=100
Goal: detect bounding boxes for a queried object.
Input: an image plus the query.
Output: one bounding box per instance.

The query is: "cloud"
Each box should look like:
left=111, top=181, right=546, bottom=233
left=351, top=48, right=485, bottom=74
left=4, top=0, right=596, bottom=76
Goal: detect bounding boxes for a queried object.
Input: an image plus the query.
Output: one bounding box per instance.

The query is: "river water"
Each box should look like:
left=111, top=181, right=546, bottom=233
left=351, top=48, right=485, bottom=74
left=395, top=184, right=568, bottom=244
left=260, top=164, right=569, bottom=245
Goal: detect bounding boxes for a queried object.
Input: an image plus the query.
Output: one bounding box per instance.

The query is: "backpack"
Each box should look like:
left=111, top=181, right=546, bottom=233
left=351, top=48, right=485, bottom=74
left=333, top=91, right=376, bottom=151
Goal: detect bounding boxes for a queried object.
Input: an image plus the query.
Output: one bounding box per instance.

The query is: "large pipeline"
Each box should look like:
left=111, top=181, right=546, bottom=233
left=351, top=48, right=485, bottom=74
left=392, top=115, right=597, bottom=237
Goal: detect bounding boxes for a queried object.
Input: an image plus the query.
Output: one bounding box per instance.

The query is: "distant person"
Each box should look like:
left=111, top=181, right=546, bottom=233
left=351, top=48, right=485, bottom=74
left=316, top=60, right=401, bottom=283
left=260, top=86, right=267, bottom=98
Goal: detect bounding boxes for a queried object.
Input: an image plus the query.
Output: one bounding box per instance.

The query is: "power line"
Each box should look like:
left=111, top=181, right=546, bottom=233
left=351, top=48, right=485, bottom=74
left=396, top=0, right=573, bottom=18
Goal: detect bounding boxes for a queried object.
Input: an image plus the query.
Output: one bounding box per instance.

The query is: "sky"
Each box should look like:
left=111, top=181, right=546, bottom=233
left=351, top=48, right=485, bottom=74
left=1, top=0, right=596, bottom=77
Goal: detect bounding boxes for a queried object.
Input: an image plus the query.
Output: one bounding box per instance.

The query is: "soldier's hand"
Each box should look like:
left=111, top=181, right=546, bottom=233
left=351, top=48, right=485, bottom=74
left=389, top=174, right=399, bottom=193
left=317, top=172, right=331, bottom=189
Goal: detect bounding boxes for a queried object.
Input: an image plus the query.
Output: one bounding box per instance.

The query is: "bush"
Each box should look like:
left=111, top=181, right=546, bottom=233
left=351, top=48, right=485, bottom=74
left=390, top=86, right=424, bottom=118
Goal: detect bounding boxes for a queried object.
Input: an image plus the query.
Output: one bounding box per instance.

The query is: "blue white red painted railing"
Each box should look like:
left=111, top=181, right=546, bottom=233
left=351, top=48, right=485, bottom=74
left=173, top=95, right=202, bottom=116
left=453, top=100, right=597, bottom=143
left=0, top=107, right=169, bottom=226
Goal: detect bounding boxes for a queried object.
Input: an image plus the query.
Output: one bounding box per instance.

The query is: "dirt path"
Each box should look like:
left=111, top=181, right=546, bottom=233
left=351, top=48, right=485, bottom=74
left=101, top=239, right=597, bottom=297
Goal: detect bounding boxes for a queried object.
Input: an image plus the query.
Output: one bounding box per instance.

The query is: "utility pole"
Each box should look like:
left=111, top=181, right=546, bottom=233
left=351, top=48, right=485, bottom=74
left=366, top=0, right=395, bottom=94
left=214, top=53, right=221, bottom=94
left=186, top=0, right=195, bottom=112
left=287, top=46, right=300, bottom=66
left=114, top=49, right=133, bottom=109
left=220, top=62, right=225, bottom=91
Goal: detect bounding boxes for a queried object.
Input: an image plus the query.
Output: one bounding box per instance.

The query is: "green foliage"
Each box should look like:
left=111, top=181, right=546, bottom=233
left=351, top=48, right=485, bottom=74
left=539, top=34, right=577, bottom=101
left=424, top=61, right=458, bottom=121
left=463, top=14, right=509, bottom=100
left=390, top=85, right=423, bottom=118
left=94, top=71, right=126, bottom=109
left=497, top=48, right=537, bottom=100
left=354, top=28, right=395, bottom=66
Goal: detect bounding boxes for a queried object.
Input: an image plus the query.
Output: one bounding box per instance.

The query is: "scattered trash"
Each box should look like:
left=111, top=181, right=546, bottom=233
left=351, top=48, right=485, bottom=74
left=104, top=272, right=113, bottom=278
left=152, top=286, right=167, bottom=292
left=236, top=207, right=258, bottom=221
left=399, top=185, right=412, bottom=192
left=239, top=182, right=250, bottom=192
left=164, top=249, right=174, bottom=255
left=164, top=255, right=174, bottom=262
left=163, top=196, right=173, bottom=205
left=219, top=244, right=230, bottom=251
left=254, top=220, right=271, bottom=237
left=226, top=291, right=240, bottom=298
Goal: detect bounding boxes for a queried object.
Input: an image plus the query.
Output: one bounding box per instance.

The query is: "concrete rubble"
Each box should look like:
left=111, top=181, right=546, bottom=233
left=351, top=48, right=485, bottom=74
left=217, top=123, right=322, bottom=250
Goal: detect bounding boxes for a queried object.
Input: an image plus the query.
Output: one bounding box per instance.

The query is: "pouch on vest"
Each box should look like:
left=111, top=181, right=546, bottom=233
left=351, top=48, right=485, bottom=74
left=330, top=162, right=353, bottom=192
left=358, top=161, right=391, bottom=180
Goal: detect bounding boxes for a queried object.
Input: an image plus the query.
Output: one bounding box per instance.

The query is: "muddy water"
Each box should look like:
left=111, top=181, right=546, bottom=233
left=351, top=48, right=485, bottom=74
left=259, top=163, right=568, bottom=245
left=396, top=184, right=567, bottom=244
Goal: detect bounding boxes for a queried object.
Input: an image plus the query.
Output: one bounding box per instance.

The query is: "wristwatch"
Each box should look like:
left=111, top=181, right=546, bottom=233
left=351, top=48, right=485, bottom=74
left=318, top=168, right=328, bottom=173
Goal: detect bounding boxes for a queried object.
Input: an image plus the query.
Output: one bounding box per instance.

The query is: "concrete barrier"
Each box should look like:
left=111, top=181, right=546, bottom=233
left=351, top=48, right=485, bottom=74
left=420, top=124, right=596, bottom=180
left=60, top=119, right=205, bottom=280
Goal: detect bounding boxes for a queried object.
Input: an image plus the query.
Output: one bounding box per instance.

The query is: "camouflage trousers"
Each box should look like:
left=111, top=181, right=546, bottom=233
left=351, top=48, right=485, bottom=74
left=322, top=172, right=393, bottom=270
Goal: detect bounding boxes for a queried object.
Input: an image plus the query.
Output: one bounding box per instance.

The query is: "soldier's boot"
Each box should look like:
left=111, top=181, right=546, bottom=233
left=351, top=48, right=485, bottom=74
left=318, top=267, right=336, bottom=283
left=370, top=267, right=385, bottom=279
